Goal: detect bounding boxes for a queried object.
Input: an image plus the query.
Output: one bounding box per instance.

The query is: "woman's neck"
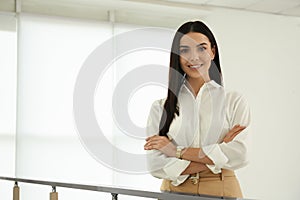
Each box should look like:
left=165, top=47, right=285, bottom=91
left=186, top=77, right=205, bottom=97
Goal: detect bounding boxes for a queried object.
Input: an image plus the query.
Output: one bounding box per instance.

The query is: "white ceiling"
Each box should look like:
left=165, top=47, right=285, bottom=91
left=129, top=0, right=300, bottom=17
left=1, top=0, right=299, bottom=28
left=1, top=0, right=300, bottom=17
left=1, top=0, right=299, bottom=17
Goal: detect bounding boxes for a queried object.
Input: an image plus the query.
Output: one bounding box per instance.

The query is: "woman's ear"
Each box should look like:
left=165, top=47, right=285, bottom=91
left=211, top=46, right=216, bottom=59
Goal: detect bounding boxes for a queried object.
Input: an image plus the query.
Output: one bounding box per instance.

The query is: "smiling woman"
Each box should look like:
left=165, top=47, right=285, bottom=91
left=179, top=32, right=216, bottom=89
left=144, top=21, right=250, bottom=198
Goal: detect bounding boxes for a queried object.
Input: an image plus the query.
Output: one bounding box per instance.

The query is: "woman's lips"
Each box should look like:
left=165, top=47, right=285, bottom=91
left=189, top=64, right=203, bottom=69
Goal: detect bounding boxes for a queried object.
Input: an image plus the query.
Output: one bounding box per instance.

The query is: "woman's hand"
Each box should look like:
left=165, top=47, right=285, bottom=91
left=144, top=135, right=176, bottom=157
left=223, top=124, right=246, bottom=143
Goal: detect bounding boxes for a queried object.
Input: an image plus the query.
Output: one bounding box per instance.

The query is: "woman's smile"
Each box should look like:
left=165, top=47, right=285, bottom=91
left=189, top=64, right=204, bottom=69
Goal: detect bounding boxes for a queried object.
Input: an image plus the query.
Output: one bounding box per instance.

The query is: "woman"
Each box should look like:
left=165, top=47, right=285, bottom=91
left=144, top=21, right=250, bottom=198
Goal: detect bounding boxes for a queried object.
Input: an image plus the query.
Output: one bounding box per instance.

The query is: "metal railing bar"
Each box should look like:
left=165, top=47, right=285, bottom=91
left=0, top=176, right=242, bottom=200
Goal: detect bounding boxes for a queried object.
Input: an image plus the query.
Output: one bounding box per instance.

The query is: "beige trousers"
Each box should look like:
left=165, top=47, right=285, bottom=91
left=160, top=169, right=243, bottom=198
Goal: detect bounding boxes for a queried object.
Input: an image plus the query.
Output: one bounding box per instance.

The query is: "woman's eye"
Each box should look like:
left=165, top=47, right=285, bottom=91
left=180, top=48, right=189, bottom=54
left=198, top=46, right=206, bottom=52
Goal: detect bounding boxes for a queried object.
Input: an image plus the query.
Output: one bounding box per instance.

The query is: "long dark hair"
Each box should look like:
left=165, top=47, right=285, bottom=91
left=158, top=21, right=222, bottom=137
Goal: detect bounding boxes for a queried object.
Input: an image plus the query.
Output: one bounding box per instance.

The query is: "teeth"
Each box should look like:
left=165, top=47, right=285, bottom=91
left=190, top=64, right=202, bottom=69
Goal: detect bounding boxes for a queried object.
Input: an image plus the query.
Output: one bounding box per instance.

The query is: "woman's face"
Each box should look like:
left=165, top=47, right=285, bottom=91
left=179, top=32, right=215, bottom=80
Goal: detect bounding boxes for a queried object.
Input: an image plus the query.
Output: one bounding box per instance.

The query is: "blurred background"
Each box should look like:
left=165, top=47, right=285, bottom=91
left=0, top=0, right=300, bottom=199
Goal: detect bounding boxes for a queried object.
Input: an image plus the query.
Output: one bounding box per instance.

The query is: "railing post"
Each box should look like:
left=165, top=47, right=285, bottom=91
left=13, top=182, right=20, bottom=200
left=111, top=193, right=118, bottom=200
left=50, top=186, right=58, bottom=200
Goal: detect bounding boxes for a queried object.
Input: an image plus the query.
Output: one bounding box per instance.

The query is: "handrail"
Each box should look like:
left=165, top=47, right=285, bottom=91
left=0, top=176, right=242, bottom=200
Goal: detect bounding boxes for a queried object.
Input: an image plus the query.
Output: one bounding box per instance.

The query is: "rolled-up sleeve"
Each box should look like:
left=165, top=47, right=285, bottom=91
left=202, top=92, right=251, bottom=173
left=146, top=100, right=190, bottom=186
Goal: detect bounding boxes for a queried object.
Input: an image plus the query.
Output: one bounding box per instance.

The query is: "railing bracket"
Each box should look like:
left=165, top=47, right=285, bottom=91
left=111, top=193, right=118, bottom=200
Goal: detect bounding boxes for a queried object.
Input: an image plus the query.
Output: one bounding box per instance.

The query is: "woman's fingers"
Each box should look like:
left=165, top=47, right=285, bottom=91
left=224, top=126, right=240, bottom=140
left=223, top=129, right=243, bottom=143
left=223, top=125, right=246, bottom=143
left=146, top=135, right=169, bottom=143
left=229, top=127, right=245, bottom=139
left=145, top=134, right=157, bottom=141
left=144, top=135, right=157, bottom=150
left=223, top=125, right=245, bottom=142
left=144, top=142, right=156, bottom=150
left=144, top=141, right=154, bottom=150
left=144, top=135, right=171, bottom=150
left=229, top=125, right=246, bottom=135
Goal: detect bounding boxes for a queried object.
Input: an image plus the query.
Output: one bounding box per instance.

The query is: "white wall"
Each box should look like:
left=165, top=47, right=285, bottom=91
left=0, top=6, right=300, bottom=200
left=0, top=14, right=17, bottom=200
left=15, top=13, right=163, bottom=200
left=202, top=9, right=300, bottom=200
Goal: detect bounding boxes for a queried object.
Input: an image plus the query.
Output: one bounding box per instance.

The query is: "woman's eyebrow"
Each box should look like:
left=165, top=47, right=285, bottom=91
left=197, top=43, right=208, bottom=47
left=180, top=43, right=208, bottom=48
left=179, top=45, right=189, bottom=48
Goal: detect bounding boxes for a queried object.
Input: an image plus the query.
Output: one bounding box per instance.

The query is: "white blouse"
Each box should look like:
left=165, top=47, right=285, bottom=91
left=146, top=80, right=251, bottom=186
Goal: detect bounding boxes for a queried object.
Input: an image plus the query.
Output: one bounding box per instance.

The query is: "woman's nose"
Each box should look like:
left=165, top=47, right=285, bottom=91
left=189, top=49, right=200, bottom=62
